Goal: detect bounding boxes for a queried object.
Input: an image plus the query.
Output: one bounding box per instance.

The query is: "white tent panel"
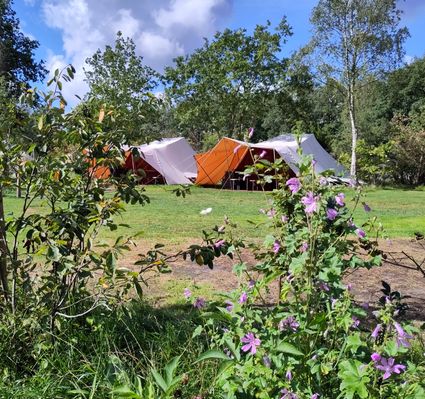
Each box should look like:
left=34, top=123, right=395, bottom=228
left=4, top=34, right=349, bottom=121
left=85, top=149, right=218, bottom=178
left=135, top=137, right=197, bottom=184
left=253, top=134, right=346, bottom=175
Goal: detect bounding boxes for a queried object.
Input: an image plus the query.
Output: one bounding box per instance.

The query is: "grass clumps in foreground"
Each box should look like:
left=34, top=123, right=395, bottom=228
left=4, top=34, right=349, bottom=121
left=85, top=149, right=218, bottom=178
left=0, top=301, right=221, bottom=399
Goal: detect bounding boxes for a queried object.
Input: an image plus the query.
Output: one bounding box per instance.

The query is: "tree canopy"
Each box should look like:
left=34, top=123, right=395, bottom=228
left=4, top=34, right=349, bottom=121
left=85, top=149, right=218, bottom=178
left=308, top=0, right=408, bottom=177
left=0, top=0, right=46, bottom=93
left=84, top=32, right=160, bottom=143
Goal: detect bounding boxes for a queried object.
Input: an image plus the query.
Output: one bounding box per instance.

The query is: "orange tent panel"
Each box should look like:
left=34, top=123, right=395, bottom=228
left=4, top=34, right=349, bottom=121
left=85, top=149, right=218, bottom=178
left=195, top=138, right=249, bottom=185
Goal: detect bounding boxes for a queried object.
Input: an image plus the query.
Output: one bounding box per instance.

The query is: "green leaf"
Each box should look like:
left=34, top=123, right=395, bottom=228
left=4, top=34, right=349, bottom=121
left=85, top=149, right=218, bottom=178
left=195, top=349, right=230, bottom=363
left=192, top=325, right=203, bottom=338
left=164, top=355, right=181, bottom=386
left=151, top=370, right=167, bottom=393
left=276, top=341, right=303, bottom=357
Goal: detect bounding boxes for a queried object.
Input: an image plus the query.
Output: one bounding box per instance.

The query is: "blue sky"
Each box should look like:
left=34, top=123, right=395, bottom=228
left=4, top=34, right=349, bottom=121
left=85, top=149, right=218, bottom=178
left=14, top=0, right=425, bottom=104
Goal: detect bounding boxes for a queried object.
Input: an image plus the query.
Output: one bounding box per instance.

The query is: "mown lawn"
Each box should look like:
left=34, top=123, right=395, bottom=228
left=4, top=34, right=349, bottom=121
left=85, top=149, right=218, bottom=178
left=3, top=185, right=425, bottom=245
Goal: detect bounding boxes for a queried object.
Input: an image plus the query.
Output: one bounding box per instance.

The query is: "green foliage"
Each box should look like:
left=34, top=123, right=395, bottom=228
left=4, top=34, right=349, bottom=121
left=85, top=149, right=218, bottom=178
left=164, top=19, right=293, bottom=146
left=0, top=0, right=46, bottom=94
left=307, top=0, right=408, bottom=177
left=84, top=32, right=161, bottom=143
left=192, top=155, right=425, bottom=397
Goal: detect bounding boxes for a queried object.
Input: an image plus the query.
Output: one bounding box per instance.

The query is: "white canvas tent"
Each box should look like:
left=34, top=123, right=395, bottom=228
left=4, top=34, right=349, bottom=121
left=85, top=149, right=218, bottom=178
left=253, top=134, right=346, bottom=175
left=125, top=137, right=197, bottom=185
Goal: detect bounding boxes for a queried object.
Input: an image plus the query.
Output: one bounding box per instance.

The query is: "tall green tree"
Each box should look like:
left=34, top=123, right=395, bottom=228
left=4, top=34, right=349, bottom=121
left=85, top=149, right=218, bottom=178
left=164, top=19, right=293, bottom=147
left=1, top=0, right=45, bottom=297
left=84, top=32, right=160, bottom=143
left=308, top=0, right=408, bottom=178
left=0, top=0, right=46, bottom=93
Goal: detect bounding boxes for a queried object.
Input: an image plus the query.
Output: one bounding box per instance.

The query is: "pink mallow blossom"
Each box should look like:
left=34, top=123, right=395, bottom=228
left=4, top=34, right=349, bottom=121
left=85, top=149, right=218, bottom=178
left=241, top=332, right=261, bottom=355
left=335, top=193, right=345, bottom=207
left=184, top=288, right=192, bottom=299
left=355, top=228, right=366, bottom=238
left=233, top=144, right=242, bottom=154
left=363, top=202, right=371, bottom=212
left=301, top=192, right=320, bottom=214
left=374, top=356, right=406, bottom=380
left=286, top=177, right=301, bottom=194
left=371, top=324, right=382, bottom=339
left=279, top=316, right=299, bottom=332
left=239, top=291, right=248, bottom=304
left=394, top=322, right=413, bottom=347
left=225, top=300, right=234, bottom=312
left=300, top=242, right=309, bottom=252
left=326, top=208, right=338, bottom=221
left=214, top=239, right=225, bottom=249
left=280, top=388, right=298, bottom=399
left=273, top=240, right=281, bottom=254
left=193, top=297, right=206, bottom=309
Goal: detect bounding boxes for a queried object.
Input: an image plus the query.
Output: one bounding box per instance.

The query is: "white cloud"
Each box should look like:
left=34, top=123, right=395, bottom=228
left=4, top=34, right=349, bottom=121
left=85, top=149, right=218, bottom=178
left=39, top=0, right=232, bottom=105
left=111, top=9, right=141, bottom=39
left=137, top=32, right=184, bottom=61
left=154, top=0, right=227, bottom=33
left=24, top=0, right=36, bottom=5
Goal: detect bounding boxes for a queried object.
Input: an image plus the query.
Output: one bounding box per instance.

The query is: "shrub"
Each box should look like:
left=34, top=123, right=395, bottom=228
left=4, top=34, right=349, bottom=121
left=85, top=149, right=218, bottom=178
left=195, top=154, right=425, bottom=398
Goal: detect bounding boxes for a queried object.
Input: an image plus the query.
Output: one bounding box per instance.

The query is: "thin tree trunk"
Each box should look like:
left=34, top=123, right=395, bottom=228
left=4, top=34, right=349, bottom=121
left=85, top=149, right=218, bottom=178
left=348, top=84, right=358, bottom=179
left=0, top=185, right=9, bottom=301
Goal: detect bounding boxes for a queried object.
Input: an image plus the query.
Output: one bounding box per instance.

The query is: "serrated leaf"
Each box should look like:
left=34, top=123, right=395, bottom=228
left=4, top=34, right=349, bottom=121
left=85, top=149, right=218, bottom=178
left=276, top=341, right=303, bottom=357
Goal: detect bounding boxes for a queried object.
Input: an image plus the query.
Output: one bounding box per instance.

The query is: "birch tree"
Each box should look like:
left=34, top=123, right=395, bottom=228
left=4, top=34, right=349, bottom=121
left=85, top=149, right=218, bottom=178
left=309, top=0, right=408, bottom=178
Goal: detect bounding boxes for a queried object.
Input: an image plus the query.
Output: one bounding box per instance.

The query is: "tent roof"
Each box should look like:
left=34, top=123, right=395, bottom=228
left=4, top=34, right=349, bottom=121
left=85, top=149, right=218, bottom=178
left=195, top=134, right=346, bottom=186
left=128, top=137, right=197, bottom=185
left=252, top=134, right=346, bottom=175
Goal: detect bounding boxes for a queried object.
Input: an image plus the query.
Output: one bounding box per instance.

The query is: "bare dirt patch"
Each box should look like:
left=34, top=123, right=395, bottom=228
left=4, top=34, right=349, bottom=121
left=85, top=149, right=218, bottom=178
left=121, top=239, right=425, bottom=319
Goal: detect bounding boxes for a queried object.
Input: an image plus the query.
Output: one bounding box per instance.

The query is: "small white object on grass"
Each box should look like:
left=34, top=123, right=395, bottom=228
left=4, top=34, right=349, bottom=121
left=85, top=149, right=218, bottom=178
left=200, top=207, right=212, bottom=215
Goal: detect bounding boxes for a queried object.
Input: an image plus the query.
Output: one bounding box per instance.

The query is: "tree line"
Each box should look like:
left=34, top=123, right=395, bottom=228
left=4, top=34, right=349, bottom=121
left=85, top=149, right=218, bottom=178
left=2, top=0, right=425, bottom=184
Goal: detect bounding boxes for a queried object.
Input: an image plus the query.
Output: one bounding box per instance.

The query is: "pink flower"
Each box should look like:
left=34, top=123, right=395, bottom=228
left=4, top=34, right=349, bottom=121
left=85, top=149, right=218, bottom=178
left=326, top=208, right=338, bottom=220
left=280, top=388, right=298, bottom=399
left=394, top=322, right=413, bottom=347
left=273, top=240, right=281, bottom=254
left=335, top=193, right=345, bottom=207
left=371, top=353, right=381, bottom=362
left=239, top=291, right=248, bottom=304
left=259, top=150, right=267, bottom=158
left=184, top=288, right=192, bottom=299
left=375, top=356, right=406, bottom=380
left=300, top=242, right=309, bottom=252
left=355, top=228, right=366, bottom=238
left=286, top=177, right=301, bottom=194
left=319, top=176, right=327, bottom=186
left=281, top=215, right=289, bottom=223
left=225, top=300, right=234, bottom=312
left=193, top=297, right=206, bottom=309
left=279, top=316, right=299, bottom=332
left=241, top=332, right=261, bottom=355
left=301, top=192, right=320, bottom=214
left=311, top=394, right=319, bottom=399
left=363, top=202, right=371, bottom=212
left=267, top=209, right=276, bottom=219
left=248, top=127, right=254, bottom=138
left=214, top=239, right=225, bottom=249
left=248, top=280, right=255, bottom=289
left=351, top=316, right=360, bottom=328
left=371, top=324, right=382, bottom=339
left=286, top=369, right=292, bottom=381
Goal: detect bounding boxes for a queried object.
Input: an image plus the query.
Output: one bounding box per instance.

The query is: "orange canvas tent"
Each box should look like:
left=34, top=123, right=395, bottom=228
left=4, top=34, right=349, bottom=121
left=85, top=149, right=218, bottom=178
left=195, top=138, right=250, bottom=185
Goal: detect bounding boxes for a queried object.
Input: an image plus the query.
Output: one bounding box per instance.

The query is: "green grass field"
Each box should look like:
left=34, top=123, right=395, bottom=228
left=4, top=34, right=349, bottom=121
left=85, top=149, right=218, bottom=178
left=3, top=186, right=425, bottom=245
